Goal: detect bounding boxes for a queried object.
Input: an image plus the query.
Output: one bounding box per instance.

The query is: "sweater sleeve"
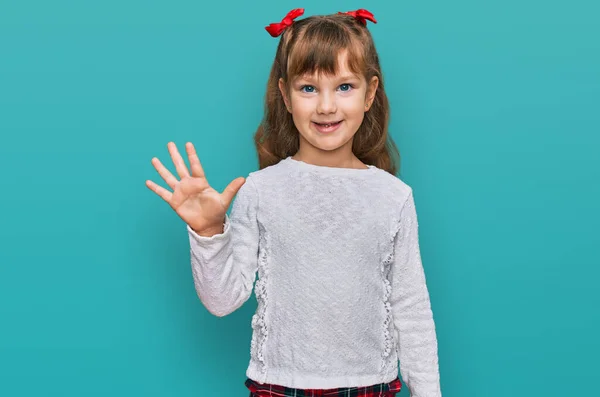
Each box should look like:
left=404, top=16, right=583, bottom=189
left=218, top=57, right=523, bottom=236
left=389, top=189, right=442, bottom=396
left=186, top=175, right=260, bottom=317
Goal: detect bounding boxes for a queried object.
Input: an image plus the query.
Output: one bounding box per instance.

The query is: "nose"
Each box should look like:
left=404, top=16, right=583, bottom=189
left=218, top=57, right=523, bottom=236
left=316, top=91, right=337, bottom=114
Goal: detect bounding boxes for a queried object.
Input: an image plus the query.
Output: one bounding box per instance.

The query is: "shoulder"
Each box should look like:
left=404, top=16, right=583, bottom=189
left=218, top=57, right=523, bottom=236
left=245, top=158, right=291, bottom=187
left=370, top=168, right=414, bottom=206
left=233, top=159, right=290, bottom=204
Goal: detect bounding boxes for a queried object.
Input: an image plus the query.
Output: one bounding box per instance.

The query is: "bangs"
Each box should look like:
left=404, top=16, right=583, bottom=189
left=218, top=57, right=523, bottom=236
left=287, top=21, right=366, bottom=81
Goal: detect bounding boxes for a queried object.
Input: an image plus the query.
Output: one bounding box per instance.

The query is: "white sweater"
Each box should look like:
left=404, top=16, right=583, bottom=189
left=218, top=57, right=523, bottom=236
left=187, top=156, right=442, bottom=396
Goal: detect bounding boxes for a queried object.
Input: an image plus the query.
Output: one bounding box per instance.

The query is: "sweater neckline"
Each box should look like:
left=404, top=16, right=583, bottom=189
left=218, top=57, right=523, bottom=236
left=284, top=156, right=378, bottom=175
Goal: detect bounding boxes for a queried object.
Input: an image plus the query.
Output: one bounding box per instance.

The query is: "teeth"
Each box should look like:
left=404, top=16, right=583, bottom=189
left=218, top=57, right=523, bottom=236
left=318, top=122, right=336, bottom=127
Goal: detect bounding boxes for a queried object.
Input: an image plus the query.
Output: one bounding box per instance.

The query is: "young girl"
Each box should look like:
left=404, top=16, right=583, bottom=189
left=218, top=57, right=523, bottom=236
left=146, top=8, right=442, bottom=397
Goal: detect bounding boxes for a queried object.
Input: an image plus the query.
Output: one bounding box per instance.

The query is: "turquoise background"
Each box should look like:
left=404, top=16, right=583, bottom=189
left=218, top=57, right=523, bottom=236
left=1, top=0, right=598, bottom=395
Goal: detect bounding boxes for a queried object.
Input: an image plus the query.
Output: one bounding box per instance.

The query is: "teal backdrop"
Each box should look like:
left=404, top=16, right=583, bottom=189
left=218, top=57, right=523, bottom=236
left=1, top=0, right=598, bottom=396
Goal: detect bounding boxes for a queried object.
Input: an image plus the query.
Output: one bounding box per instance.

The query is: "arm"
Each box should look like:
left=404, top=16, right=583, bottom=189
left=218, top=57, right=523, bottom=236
left=187, top=175, right=260, bottom=317
left=389, top=189, right=442, bottom=396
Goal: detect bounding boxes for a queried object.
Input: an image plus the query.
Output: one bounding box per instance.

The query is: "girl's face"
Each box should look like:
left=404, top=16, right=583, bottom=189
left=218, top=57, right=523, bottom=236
left=279, top=50, right=378, bottom=161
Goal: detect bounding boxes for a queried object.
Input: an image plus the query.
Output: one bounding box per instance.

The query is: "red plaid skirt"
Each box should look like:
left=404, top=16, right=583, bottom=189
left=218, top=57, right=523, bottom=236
left=245, top=376, right=402, bottom=396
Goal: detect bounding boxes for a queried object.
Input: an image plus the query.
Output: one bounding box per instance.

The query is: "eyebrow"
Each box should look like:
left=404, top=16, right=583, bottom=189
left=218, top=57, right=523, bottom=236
left=296, top=74, right=360, bottom=82
left=334, top=75, right=360, bottom=81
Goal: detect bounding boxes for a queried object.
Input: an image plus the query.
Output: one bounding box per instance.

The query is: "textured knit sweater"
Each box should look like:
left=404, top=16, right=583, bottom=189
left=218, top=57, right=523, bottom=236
left=187, top=156, right=442, bottom=396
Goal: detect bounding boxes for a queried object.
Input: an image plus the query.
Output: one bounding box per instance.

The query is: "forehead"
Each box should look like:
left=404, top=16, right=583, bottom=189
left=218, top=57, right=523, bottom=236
left=286, top=19, right=368, bottom=82
left=293, top=51, right=363, bottom=82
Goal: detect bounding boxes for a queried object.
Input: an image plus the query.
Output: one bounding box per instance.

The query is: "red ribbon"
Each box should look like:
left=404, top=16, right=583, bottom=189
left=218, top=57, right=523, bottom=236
left=338, top=9, right=377, bottom=25
left=265, top=8, right=305, bottom=37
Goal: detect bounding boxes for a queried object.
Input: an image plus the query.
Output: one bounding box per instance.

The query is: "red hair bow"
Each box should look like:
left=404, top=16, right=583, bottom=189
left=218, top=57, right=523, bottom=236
left=338, top=8, right=377, bottom=25
left=265, top=8, right=305, bottom=37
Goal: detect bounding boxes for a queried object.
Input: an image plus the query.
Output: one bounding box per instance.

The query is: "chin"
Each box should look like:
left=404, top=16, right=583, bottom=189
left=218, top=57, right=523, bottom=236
left=306, top=135, right=354, bottom=152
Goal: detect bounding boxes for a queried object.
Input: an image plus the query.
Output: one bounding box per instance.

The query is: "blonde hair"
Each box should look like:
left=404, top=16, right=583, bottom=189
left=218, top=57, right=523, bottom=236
left=254, top=12, right=401, bottom=175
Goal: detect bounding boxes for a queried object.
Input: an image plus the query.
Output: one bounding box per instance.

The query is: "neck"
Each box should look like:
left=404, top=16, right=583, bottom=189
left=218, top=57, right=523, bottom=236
left=291, top=150, right=367, bottom=170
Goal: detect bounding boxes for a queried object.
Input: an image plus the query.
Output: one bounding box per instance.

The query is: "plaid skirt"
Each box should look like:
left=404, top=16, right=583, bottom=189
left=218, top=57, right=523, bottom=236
left=245, top=376, right=402, bottom=396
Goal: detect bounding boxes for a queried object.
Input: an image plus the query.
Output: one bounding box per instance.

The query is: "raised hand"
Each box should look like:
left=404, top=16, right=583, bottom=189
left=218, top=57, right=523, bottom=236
left=146, top=142, right=246, bottom=236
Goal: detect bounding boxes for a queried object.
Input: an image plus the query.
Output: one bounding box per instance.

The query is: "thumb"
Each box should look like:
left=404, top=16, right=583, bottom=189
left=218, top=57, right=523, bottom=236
left=220, top=177, right=246, bottom=208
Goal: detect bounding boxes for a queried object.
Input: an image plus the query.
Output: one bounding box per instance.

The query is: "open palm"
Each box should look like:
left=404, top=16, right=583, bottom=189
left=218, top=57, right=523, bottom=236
left=146, top=142, right=245, bottom=235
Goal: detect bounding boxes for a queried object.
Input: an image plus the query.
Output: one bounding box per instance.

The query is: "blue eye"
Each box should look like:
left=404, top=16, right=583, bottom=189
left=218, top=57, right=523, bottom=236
left=300, top=85, right=315, bottom=93
left=339, top=84, right=352, bottom=92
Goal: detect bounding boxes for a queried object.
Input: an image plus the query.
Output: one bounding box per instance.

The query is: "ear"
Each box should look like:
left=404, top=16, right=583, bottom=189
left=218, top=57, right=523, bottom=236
left=278, top=78, right=292, bottom=113
left=365, top=76, right=379, bottom=111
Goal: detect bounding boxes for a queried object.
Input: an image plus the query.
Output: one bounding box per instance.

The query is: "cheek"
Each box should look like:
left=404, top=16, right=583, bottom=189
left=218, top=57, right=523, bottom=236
left=290, top=98, right=314, bottom=118
left=342, top=97, right=367, bottom=115
left=289, top=103, right=311, bottom=129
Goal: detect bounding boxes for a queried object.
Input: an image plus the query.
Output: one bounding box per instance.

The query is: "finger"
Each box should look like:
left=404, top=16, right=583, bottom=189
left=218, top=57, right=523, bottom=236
left=167, top=142, right=190, bottom=179
left=185, top=142, right=206, bottom=178
left=146, top=179, right=173, bottom=203
left=151, top=157, right=178, bottom=189
left=221, top=177, right=246, bottom=208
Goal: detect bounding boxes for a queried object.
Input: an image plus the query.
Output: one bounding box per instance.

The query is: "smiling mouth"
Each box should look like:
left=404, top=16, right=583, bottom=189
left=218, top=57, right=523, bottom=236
left=313, top=121, right=342, bottom=127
